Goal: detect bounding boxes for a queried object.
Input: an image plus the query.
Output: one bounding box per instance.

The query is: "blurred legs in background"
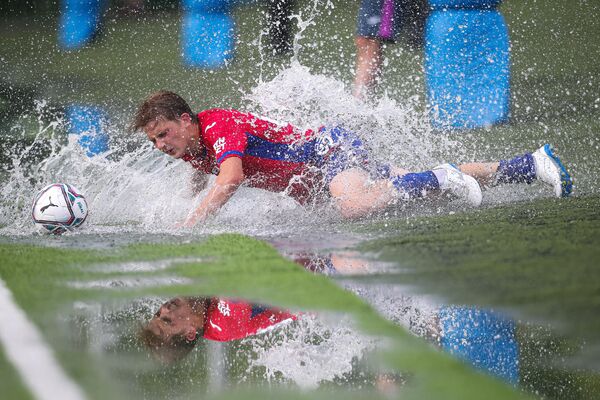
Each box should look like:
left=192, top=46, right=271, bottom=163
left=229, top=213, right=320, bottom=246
left=267, top=0, right=297, bottom=55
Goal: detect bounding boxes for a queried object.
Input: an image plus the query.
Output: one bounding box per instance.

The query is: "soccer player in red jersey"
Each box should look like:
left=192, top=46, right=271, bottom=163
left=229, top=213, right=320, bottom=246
left=131, top=91, right=572, bottom=227
left=140, top=297, right=296, bottom=363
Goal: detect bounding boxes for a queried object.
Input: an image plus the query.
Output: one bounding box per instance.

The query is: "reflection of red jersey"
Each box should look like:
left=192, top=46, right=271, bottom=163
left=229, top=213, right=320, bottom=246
left=202, top=298, right=296, bottom=342
left=181, top=109, right=324, bottom=203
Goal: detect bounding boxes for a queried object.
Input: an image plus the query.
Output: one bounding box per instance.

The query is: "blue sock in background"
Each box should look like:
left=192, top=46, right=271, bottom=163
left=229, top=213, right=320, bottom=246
left=391, top=171, right=439, bottom=199
left=496, top=153, right=535, bottom=184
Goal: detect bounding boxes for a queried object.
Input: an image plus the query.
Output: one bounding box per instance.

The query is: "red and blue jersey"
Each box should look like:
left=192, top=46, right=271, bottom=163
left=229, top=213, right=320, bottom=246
left=182, top=109, right=328, bottom=203
left=182, top=109, right=382, bottom=203
left=202, top=298, right=296, bottom=342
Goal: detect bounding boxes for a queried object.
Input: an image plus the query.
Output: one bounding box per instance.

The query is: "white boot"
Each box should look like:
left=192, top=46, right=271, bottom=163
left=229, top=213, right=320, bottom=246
left=531, top=144, right=573, bottom=197
left=433, top=164, right=483, bottom=207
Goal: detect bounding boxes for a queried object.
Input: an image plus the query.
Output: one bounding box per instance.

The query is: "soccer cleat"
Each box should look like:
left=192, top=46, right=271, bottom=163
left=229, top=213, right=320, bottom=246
left=433, top=163, right=483, bottom=207
left=532, top=144, right=573, bottom=197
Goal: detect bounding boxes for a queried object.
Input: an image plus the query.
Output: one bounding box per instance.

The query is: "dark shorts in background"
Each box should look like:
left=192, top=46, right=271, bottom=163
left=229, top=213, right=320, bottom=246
left=357, top=0, right=404, bottom=42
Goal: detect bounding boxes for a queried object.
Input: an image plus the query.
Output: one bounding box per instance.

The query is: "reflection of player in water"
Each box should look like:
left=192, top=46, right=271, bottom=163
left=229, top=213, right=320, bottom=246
left=140, top=257, right=518, bottom=386
left=353, top=0, right=429, bottom=99
left=140, top=297, right=295, bottom=363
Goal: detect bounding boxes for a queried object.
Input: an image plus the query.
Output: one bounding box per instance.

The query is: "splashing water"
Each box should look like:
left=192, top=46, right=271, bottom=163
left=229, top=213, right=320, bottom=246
left=0, top=61, right=456, bottom=239
left=0, top=0, right=486, bottom=240
left=0, top=112, right=193, bottom=236
left=245, top=61, right=455, bottom=169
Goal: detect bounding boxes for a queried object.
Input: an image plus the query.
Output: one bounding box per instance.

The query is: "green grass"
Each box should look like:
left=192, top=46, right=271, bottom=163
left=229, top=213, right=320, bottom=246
left=0, top=234, right=529, bottom=400
left=359, top=195, right=600, bottom=360
left=360, top=195, right=600, bottom=326
left=352, top=195, right=600, bottom=399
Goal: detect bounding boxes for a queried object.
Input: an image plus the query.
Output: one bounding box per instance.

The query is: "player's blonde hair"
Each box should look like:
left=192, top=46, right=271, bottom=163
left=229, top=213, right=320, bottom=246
left=131, top=90, right=198, bottom=132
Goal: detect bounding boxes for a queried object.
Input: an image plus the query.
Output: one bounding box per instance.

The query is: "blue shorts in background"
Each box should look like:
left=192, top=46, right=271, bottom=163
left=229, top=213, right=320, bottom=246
left=357, top=0, right=404, bottom=41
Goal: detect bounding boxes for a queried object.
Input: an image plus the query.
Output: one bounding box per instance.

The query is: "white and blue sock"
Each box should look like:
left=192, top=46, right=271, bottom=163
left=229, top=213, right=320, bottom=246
left=496, top=153, right=535, bottom=184
left=390, top=171, right=440, bottom=199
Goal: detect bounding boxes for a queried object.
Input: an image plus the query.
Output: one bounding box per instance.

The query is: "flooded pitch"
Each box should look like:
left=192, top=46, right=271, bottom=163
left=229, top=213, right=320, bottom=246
left=1, top=1, right=600, bottom=399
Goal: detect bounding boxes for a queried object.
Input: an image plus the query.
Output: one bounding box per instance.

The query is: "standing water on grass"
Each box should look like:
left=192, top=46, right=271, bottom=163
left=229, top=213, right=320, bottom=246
left=1, top=1, right=600, bottom=399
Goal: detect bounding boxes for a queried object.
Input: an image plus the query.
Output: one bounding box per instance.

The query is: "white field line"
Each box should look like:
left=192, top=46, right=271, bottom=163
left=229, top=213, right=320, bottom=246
left=0, top=279, right=86, bottom=400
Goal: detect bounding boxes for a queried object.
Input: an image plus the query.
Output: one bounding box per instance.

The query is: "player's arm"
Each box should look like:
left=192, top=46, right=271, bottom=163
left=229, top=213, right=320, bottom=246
left=182, top=157, right=244, bottom=227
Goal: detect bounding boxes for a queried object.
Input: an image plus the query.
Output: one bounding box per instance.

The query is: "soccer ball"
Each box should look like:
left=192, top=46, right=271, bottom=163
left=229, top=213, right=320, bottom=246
left=31, top=183, right=88, bottom=234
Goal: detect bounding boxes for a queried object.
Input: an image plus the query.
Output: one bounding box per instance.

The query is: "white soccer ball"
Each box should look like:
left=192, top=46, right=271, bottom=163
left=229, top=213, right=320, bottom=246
left=31, top=183, right=88, bottom=234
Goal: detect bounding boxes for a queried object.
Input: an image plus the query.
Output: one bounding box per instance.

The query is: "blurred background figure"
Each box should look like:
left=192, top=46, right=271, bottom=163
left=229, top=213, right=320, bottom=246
left=58, top=0, right=297, bottom=65
left=58, top=0, right=145, bottom=50
left=181, top=0, right=238, bottom=68
left=182, top=0, right=296, bottom=67
left=266, top=0, right=297, bottom=55
left=65, top=104, right=110, bottom=156
left=58, top=0, right=143, bottom=157
left=353, top=0, right=428, bottom=99
left=353, top=0, right=511, bottom=131
left=58, top=0, right=106, bottom=50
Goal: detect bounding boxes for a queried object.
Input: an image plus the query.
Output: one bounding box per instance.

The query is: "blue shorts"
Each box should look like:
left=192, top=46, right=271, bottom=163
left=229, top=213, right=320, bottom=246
left=313, top=126, right=392, bottom=184
left=357, top=0, right=404, bottom=42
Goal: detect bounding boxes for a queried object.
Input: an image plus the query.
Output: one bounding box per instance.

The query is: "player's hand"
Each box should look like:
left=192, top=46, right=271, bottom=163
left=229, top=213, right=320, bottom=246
left=175, top=212, right=204, bottom=229
left=173, top=220, right=188, bottom=229
left=174, top=219, right=196, bottom=229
